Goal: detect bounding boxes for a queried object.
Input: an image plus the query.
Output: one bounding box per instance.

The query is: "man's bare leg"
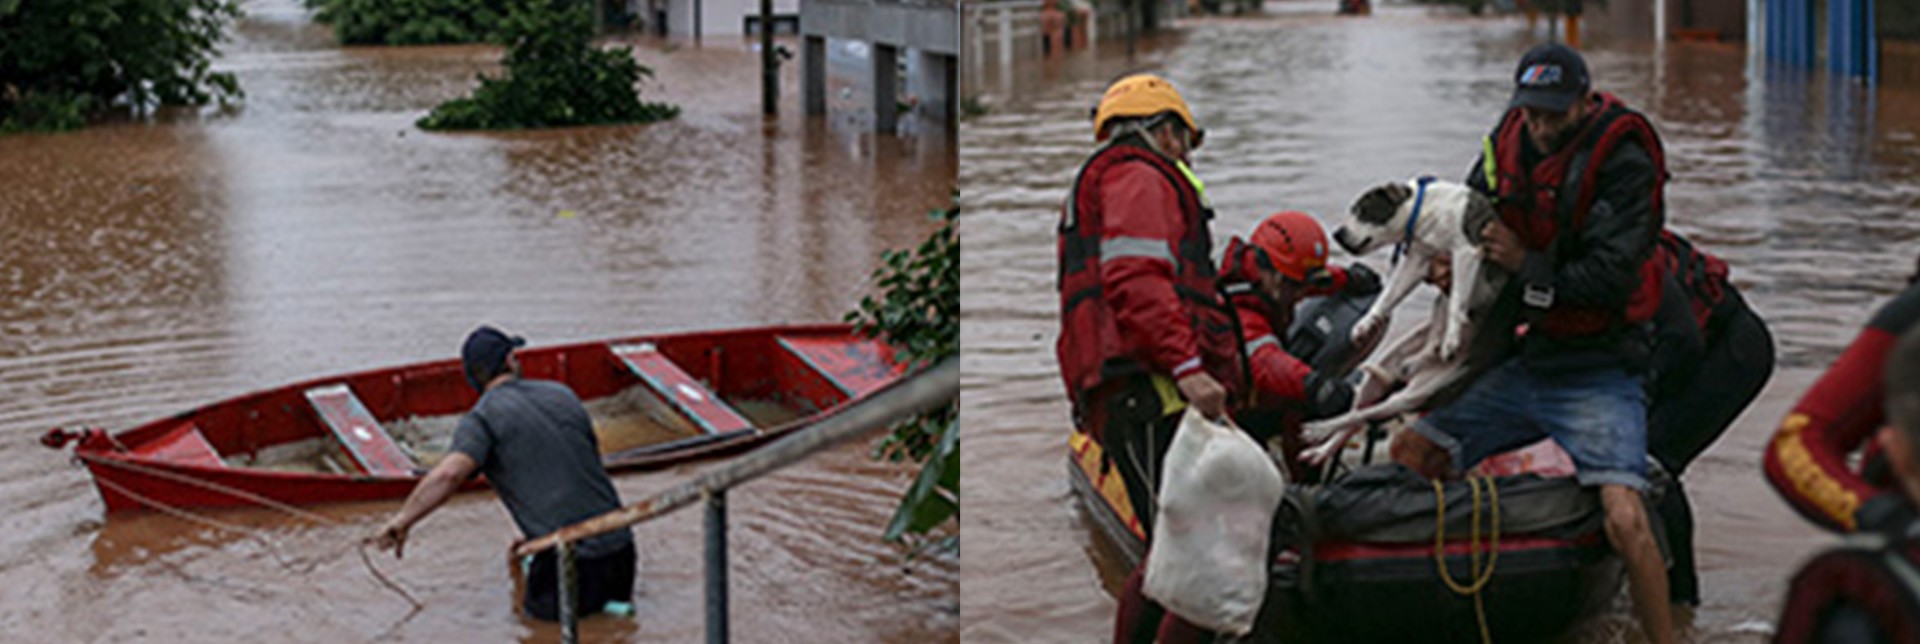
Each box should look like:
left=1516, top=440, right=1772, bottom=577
left=1601, top=484, right=1672, bottom=644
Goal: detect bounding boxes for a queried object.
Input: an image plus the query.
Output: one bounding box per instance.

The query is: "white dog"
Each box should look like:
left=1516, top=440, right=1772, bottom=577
left=1298, top=178, right=1508, bottom=466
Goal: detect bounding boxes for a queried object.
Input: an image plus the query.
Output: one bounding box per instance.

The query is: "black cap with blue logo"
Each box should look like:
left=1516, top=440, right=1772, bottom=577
left=1509, top=43, right=1590, bottom=112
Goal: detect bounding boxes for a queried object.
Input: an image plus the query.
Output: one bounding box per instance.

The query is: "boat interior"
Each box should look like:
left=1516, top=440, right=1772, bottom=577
left=118, top=327, right=900, bottom=476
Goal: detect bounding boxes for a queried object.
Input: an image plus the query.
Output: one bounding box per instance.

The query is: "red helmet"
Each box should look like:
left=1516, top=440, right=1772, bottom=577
left=1249, top=211, right=1331, bottom=284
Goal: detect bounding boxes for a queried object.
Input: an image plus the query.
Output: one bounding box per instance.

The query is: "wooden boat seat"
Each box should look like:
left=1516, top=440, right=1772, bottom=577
left=146, top=424, right=226, bottom=469
left=610, top=343, right=752, bottom=435
left=776, top=335, right=907, bottom=399
left=305, top=384, right=416, bottom=477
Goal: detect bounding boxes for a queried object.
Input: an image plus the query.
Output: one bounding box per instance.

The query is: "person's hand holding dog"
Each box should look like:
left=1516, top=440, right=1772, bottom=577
left=1481, top=220, right=1525, bottom=271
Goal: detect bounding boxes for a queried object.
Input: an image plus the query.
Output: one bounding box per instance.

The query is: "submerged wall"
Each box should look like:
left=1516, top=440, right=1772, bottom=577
left=1585, top=0, right=1748, bottom=42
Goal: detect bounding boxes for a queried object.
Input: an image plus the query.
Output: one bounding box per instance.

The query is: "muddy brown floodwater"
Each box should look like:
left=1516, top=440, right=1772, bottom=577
left=0, top=0, right=955, bottom=641
left=960, top=2, right=1920, bottom=642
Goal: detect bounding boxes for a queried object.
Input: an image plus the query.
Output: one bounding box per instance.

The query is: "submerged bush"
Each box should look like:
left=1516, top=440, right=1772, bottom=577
left=303, top=0, right=510, bottom=46
left=847, top=201, right=959, bottom=553
left=416, top=0, right=677, bottom=131
left=0, top=0, right=242, bottom=132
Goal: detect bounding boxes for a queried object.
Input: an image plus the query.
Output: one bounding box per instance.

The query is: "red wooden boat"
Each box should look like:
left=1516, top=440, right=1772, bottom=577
left=42, top=324, right=907, bottom=514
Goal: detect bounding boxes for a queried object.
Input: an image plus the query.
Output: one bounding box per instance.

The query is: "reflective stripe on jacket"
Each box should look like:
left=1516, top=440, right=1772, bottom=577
left=1057, top=141, right=1237, bottom=411
left=1766, top=282, right=1920, bottom=532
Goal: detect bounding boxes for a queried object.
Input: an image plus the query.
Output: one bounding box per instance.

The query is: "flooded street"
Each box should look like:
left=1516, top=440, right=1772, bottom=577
left=0, top=0, right=955, bottom=640
left=959, top=1, right=1920, bottom=642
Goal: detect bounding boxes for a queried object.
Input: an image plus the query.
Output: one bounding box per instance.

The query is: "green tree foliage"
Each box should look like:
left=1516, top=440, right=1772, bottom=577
left=417, top=0, right=677, bottom=131
left=302, top=0, right=509, bottom=46
left=0, top=0, right=241, bottom=133
left=847, top=202, right=959, bottom=553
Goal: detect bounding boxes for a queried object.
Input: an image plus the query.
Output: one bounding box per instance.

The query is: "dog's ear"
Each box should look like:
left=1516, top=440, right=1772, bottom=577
left=1351, top=182, right=1414, bottom=226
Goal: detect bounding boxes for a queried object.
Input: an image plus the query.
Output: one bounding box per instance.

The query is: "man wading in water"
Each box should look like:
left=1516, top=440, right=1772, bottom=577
left=369, top=325, right=635, bottom=621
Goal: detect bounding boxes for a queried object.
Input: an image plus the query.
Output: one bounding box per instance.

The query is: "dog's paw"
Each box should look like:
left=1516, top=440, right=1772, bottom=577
left=1300, top=435, right=1352, bottom=467
left=1301, top=419, right=1336, bottom=442
left=1300, top=443, right=1335, bottom=467
left=1439, top=334, right=1463, bottom=362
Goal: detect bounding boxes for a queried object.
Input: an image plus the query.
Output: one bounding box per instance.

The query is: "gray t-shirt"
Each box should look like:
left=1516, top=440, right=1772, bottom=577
left=451, top=379, right=633, bottom=557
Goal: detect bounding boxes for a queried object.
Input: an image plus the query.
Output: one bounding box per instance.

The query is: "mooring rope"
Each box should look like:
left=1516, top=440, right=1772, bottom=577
left=78, top=453, right=340, bottom=526
left=78, top=453, right=425, bottom=616
left=1432, top=476, right=1501, bottom=644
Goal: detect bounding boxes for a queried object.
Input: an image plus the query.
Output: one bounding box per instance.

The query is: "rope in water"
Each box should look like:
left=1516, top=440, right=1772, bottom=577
left=79, top=453, right=341, bottom=525
left=1432, top=476, right=1500, bottom=644
left=78, top=453, right=424, bottom=611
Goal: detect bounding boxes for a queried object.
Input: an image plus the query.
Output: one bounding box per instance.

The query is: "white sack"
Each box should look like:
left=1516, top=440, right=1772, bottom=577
left=1142, top=408, right=1288, bottom=636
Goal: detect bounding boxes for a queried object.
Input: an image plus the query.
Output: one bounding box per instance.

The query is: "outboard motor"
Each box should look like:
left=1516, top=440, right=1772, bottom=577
left=1285, top=287, right=1379, bottom=374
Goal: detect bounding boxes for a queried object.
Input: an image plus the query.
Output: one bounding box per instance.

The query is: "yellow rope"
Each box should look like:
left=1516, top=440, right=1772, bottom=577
left=1433, top=476, right=1501, bottom=644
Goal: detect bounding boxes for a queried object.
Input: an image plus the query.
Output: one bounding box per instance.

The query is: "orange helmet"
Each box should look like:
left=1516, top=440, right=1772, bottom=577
left=1093, top=74, right=1199, bottom=143
left=1250, top=211, right=1331, bottom=284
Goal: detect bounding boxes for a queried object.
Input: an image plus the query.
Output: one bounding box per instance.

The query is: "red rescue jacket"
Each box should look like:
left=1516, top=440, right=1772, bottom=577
left=1056, top=141, right=1239, bottom=413
left=1765, top=282, right=1920, bottom=532
left=1216, top=237, right=1349, bottom=405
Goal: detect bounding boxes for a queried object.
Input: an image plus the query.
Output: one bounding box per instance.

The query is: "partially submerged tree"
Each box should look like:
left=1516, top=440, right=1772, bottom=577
left=0, top=0, right=242, bottom=132
left=417, top=0, right=676, bottom=131
left=302, top=0, right=510, bottom=46
left=848, top=201, right=959, bottom=554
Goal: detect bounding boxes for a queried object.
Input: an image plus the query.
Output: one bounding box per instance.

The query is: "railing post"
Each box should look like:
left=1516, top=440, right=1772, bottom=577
left=706, top=490, right=729, bottom=644
left=761, top=0, right=776, bottom=116
left=559, top=540, right=579, bottom=644
left=999, top=6, right=1013, bottom=68
left=1088, top=4, right=1098, bottom=49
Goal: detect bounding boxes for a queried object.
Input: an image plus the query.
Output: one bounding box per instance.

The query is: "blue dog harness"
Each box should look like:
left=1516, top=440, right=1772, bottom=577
left=1391, top=176, right=1437, bottom=268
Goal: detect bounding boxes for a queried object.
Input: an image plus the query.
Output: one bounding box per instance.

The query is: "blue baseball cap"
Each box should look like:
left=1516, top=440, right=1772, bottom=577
left=1510, top=43, right=1590, bottom=112
left=462, top=325, right=525, bottom=391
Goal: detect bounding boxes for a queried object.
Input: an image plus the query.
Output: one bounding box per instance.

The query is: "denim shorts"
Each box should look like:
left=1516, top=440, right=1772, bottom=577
left=1412, top=357, right=1649, bottom=491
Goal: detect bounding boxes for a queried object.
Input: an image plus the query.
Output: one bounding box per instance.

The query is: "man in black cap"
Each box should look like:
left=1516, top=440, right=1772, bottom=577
left=1389, top=43, right=1675, bottom=643
left=370, top=325, right=635, bottom=622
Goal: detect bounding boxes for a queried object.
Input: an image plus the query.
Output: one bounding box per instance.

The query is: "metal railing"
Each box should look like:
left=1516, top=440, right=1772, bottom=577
left=514, top=357, right=959, bottom=643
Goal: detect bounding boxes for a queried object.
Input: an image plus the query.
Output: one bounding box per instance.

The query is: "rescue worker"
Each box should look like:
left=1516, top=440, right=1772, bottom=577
left=1393, top=43, right=1674, bottom=644
left=1773, top=323, right=1920, bottom=643
left=1057, top=73, right=1232, bottom=540
left=1217, top=211, right=1380, bottom=471
left=1053, top=74, right=1226, bottom=644
left=1765, top=263, right=1920, bottom=534
left=1109, top=211, right=1380, bottom=644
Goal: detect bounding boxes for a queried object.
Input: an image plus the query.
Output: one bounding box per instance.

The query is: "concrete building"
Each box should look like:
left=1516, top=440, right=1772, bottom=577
left=642, top=0, right=801, bottom=37
left=1584, top=0, right=1748, bottom=42
left=801, top=0, right=960, bottom=131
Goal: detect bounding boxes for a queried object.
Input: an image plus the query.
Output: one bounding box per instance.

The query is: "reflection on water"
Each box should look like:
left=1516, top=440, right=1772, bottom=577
left=0, top=0, right=955, bottom=640
left=960, top=2, right=1920, bottom=642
